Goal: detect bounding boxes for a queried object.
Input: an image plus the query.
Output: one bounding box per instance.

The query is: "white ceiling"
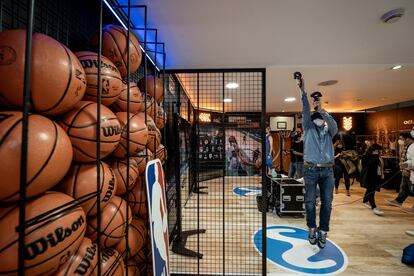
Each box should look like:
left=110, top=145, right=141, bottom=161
left=137, top=0, right=414, bottom=112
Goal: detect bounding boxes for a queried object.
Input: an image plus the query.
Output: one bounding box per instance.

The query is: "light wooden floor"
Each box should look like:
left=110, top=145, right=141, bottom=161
left=170, top=176, right=414, bottom=275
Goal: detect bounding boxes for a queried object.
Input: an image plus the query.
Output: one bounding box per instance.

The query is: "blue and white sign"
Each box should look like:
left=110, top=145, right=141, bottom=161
left=146, top=159, right=170, bottom=276
left=232, top=186, right=261, bottom=197
left=253, top=226, right=348, bottom=275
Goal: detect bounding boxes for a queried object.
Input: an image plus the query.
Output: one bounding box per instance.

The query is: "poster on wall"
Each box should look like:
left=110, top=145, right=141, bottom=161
left=146, top=159, right=170, bottom=276
left=226, top=128, right=262, bottom=176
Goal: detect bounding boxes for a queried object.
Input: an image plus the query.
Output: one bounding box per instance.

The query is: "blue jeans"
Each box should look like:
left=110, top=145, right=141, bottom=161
left=304, top=166, right=334, bottom=231
left=289, top=161, right=304, bottom=178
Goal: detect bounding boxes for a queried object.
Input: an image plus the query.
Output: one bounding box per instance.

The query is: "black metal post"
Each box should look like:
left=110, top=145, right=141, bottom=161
left=221, top=72, right=226, bottom=276
left=96, top=1, right=103, bottom=274
left=18, top=0, right=35, bottom=274
left=261, top=69, right=267, bottom=276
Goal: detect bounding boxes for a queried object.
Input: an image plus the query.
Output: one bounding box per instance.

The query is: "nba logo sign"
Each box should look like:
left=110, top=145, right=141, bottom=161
left=146, top=159, right=170, bottom=276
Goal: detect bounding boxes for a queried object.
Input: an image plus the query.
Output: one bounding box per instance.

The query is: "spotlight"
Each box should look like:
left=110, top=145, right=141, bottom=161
left=223, top=98, right=232, bottom=103
left=284, top=97, right=296, bottom=102
left=225, top=82, right=239, bottom=89
left=392, top=65, right=402, bottom=70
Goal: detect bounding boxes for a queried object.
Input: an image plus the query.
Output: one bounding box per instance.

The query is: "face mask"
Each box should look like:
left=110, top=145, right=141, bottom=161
left=411, top=130, right=414, bottom=139
left=337, top=145, right=343, bottom=149
left=313, top=119, right=324, bottom=127
left=398, top=139, right=405, bottom=146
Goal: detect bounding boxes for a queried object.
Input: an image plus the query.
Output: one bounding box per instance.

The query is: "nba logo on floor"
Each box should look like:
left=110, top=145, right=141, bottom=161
left=146, top=159, right=170, bottom=276
left=232, top=186, right=261, bottom=197
left=253, top=225, right=348, bottom=275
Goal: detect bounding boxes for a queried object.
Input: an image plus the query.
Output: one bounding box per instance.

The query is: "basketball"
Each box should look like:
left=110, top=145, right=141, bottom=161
left=156, top=144, right=167, bottom=163
left=60, top=101, right=121, bottom=162
left=112, top=112, right=148, bottom=158
left=111, top=158, right=139, bottom=195
left=101, top=248, right=124, bottom=276
left=142, top=96, right=155, bottom=119
left=115, top=217, right=146, bottom=258
left=87, top=196, right=132, bottom=248
left=56, top=237, right=98, bottom=276
left=125, top=260, right=141, bottom=276
left=0, top=111, right=73, bottom=202
left=155, top=104, right=166, bottom=129
left=128, top=176, right=148, bottom=219
left=134, top=243, right=152, bottom=265
left=76, top=51, right=122, bottom=106
left=146, top=116, right=161, bottom=152
left=90, top=24, right=142, bottom=77
left=59, top=162, right=117, bottom=216
left=112, top=81, right=144, bottom=113
left=0, top=191, right=86, bottom=275
left=132, top=149, right=152, bottom=174
left=138, top=75, right=164, bottom=104
left=0, top=30, right=86, bottom=115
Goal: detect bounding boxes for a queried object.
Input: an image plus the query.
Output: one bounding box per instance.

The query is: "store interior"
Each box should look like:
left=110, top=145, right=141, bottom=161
left=0, top=0, right=413, bottom=275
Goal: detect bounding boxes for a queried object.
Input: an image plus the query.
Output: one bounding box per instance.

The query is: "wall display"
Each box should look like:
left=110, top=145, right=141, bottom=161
left=0, top=111, right=73, bottom=202
left=0, top=30, right=86, bottom=115
left=270, top=116, right=295, bottom=131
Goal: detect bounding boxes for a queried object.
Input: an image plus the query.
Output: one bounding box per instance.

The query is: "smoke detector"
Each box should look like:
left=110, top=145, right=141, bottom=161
left=381, top=8, right=405, bottom=23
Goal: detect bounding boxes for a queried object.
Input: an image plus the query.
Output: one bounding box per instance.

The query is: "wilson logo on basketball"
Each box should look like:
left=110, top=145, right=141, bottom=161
left=80, top=59, right=119, bottom=74
left=102, top=248, right=115, bottom=263
left=103, top=178, right=115, bottom=202
left=24, top=216, right=85, bottom=261
left=74, top=244, right=97, bottom=275
left=101, top=125, right=122, bottom=137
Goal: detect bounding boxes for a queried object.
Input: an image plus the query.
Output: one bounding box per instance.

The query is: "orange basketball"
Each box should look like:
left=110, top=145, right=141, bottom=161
left=91, top=24, right=142, bottom=77
left=155, top=144, right=167, bottom=163
left=112, top=82, right=144, bottom=113
left=60, top=101, right=121, bottom=162
left=146, top=116, right=161, bottom=152
left=132, top=149, right=152, bottom=174
left=154, top=104, right=166, bottom=129
left=76, top=51, right=122, bottom=106
left=111, top=158, right=139, bottom=195
left=59, top=162, right=117, bottom=216
left=101, top=248, right=124, bottom=276
left=56, top=237, right=98, bottom=276
left=134, top=243, right=152, bottom=265
left=115, top=218, right=146, bottom=258
left=128, top=176, right=148, bottom=219
left=0, top=191, right=86, bottom=275
left=0, top=111, right=73, bottom=202
left=87, top=196, right=132, bottom=248
left=138, top=75, right=164, bottom=104
left=112, top=112, right=148, bottom=158
left=0, top=30, right=86, bottom=115
left=142, top=96, right=155, bottom=119
left=124, top=260, right=141, bottom=276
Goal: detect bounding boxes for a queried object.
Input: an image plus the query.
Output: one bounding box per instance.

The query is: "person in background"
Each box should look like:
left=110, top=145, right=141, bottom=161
left=289, top=131, right=304, bottom=178
left=334, top=140, right=351, bottom=196
left=361, top=143, right=384, bottom=216
left=386, top=132, right=414, bottom=212
left=266, top=126, right=274, bottom=175
left=402, top=127, right=414, bottom=236
left=298, top=80, right=338, bottom=249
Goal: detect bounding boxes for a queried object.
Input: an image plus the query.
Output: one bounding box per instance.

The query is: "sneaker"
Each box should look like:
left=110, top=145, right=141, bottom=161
left=317, top=230, right=327, bottom=249
left=308, top=228, right=317, bottom=245
left=372, top=208, right=384, bottom=216
left=363, top=202, right=371, bottom=209
left=346, top=190, right=350, bottom=197
left=386, top=199, right=402, bottom=207
left=405, top=230, right=414, bottom=236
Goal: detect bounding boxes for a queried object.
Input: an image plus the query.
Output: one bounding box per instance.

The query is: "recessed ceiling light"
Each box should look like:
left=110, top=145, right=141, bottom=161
left=225, top=82, right=239, bottom=89
left=381, top=8, right=405, bottom=24
left=318, top=80, right=338, bottom=86
left=284, top=97, right=296, bottom=102
left=392, top=65, right=402, bottom=70
left=223, top=98, right=232, bottom=103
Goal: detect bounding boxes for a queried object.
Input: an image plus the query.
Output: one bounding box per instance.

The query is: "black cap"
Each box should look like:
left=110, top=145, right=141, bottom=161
left=311, top=112, right=323, bottom=121
left=310, top=91, right=322, bottom=100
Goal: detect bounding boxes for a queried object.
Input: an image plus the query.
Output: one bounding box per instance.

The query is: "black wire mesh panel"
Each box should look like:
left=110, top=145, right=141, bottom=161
left=170, top=70, right=266, bottom=276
